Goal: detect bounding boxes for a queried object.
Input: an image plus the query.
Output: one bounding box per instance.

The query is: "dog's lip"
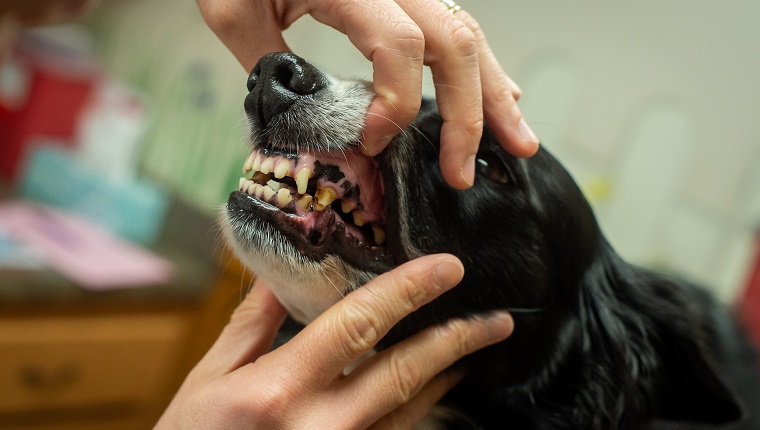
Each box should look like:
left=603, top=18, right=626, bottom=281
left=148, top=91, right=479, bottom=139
left=228, top=190, right=393, bottom=272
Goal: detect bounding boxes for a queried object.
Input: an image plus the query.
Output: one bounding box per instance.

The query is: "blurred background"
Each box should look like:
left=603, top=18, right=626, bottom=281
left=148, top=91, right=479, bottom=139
left=0, top=0, right=759, bottom=428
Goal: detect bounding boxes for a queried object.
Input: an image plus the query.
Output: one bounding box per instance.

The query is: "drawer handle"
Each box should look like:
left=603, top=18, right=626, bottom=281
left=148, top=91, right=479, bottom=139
left=20, top=361, right=82, bottom=391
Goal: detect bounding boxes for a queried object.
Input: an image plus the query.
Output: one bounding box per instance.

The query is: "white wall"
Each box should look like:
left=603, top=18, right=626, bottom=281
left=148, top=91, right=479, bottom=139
left=86, top=0, right=760, bottom=302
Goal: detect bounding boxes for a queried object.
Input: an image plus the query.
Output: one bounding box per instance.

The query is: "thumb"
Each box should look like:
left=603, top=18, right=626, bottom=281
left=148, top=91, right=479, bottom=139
left=200, top=279, right=288, bottom=377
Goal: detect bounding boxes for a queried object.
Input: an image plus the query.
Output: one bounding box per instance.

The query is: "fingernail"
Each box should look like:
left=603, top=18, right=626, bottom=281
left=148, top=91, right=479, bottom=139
left=434, top=258, right=465, bottom=290
left=519, top=118, right=539, bottom=146
left=483, top=311, right=514, bottom=342
left=460, top=155, right=475, bottom=188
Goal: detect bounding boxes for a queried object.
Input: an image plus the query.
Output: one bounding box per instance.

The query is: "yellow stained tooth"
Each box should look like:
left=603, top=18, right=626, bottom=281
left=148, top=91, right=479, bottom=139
left=316, top=187, right=338, bottom=207
left=260, top=157, right=275, bottom=174
left=266, top=180, right=282, bottom=191
left=372, top=224, right=386, bottom=245
left=341, top=200, right=357, bottom=213
left=263, top=185, right=276, bottom=201
left=274, top=160, right=290, bottom=179
left=353, top=211, right=368, bottom=227
left=243, top=152, right=255, bottom=174
left=238, top=177, right=246, bottom=191
left=277, top=188, right=292, bottom=205
left=252, top=153, right=262, bottom=171
left=253, top=183, right=264, bottom=197
left=295, top=168, right=312, bottom=195
left=296, top=194, right=313, bottom=211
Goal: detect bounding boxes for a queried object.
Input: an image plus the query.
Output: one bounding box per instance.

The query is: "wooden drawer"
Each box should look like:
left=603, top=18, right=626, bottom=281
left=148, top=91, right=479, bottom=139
left=0, top=314, right=187, bottom=415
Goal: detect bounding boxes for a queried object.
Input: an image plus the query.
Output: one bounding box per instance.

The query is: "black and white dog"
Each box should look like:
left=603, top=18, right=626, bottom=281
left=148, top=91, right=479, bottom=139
left=222, top=53, right=760, bottom=429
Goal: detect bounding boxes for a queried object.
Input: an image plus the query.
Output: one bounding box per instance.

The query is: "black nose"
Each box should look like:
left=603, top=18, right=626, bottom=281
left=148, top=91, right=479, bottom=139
left=245, top=52, right=328, bottom=128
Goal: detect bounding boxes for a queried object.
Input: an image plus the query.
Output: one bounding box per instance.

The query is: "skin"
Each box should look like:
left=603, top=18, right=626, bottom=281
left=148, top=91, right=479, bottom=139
left=156, top=255, right=514, bottom=429
left=195, top=0, right=540, bottom=190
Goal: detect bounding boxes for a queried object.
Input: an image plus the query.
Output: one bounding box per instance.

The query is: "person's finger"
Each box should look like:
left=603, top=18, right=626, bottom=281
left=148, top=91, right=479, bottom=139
left=307, top=0, right=424, bottom=156
left=194, top=279, right=288, bottom=379
left=195, top=0, right=293, bottom=71
left=366, top=369, right=465, bottom=430
left=277, top=254, right=465, bottom=386
left=455, top=10, right=540, bottom=158
left=394, top=0, right=483, bottom=190
left=340, top=311, right=514, bottom=427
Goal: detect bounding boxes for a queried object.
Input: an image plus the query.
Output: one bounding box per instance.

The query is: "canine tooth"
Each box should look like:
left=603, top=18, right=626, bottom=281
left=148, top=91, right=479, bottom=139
left=372, top=224, right=386, bottom=245
left=266, top=180, right=282, bottom=191
left=243, top=152, right=255, bottom=174
left=296, top=194, right=313, bottom=211
left=316, top=187, right=338, bottom=207
left=277, top=188, right=292, bottom=205
left=263, top=185, right=276, bottom=201
left=238, top=177, right=246, bottom=191
left=260, top=157, right=275, bottom=174
left=295, top=168, right=312, bottom=195
left=274, top=160, right=290, bottom=179
left=252, top=153, right=262, bottom=172
left=341, top=200, right=357, bottom=213
left=353, top=211, right=368, bottom=227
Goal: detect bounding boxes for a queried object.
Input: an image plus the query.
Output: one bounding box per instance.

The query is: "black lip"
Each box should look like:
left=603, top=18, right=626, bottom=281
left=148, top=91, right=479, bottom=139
left=227, top=191, right=394, bottom=273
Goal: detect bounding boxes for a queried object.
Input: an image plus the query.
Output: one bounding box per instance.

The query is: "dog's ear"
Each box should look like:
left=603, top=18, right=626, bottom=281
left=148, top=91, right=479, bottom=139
left=654, top=316, right=744, bottom=424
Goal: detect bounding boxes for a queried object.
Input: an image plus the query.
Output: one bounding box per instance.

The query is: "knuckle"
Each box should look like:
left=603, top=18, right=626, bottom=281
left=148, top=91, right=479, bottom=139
left=338, top=305, right=382, bottom=357
left=386, top=352, right=423, bottom=404
left=458, top=11, right=485, bottom=41
left=439, top=319, right=476, bottom=357
left=241, top=371, right=299, bottom=422
left=447, top=23, right=477, bottom=58
left=490, top=77, right=518, bottom=106
left=460, top=117, right=485, bottom=140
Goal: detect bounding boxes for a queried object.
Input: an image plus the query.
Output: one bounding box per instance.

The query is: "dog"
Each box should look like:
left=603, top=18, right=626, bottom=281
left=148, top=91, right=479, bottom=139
left=221, top=52, right=760, bottom=429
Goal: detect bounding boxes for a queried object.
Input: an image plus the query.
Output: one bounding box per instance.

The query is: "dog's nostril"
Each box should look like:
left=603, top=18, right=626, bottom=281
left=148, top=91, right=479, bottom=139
left=245, top=52, right=328, bottom=128
left=247, top=68, right=258, bottom=92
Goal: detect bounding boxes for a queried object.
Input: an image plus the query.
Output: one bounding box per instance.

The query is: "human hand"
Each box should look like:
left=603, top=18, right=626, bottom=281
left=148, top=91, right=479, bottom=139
left=156, top=254, right=513, bottom=429
left=196, top=0, right=539, bottom=190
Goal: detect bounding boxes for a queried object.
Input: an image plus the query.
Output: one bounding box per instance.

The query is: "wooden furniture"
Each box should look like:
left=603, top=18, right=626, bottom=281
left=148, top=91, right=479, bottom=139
left=0, top=197, right=247, bottom=429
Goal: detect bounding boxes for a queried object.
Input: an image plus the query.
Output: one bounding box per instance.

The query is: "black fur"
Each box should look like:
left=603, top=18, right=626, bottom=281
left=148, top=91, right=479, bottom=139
left=232, top=54, right=760, bottom=429
left=372, top=100, right=760, bottom=429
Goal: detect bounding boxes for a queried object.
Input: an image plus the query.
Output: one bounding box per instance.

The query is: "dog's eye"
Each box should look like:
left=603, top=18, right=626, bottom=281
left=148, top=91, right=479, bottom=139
left=476, top=152, right=510, bottom=184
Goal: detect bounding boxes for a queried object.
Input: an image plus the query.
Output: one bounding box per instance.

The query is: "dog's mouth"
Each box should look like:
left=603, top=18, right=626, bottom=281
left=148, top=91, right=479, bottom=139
left=227, top=145, right=394, bottom=273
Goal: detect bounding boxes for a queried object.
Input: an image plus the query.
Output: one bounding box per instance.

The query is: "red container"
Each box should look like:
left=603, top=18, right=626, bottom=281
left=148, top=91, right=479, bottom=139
left=0, top=27, right=98, bottom=182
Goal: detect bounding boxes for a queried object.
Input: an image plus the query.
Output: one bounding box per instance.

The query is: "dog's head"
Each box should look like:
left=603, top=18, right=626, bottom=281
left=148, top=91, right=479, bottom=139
left=222, top=53, right=743, bottom=427
left=222, top=52, right=591, bottom=323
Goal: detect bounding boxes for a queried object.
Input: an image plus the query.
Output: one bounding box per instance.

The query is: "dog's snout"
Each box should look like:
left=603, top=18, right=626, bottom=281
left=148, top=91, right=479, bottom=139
left=245, top=52, right=328, bottom=127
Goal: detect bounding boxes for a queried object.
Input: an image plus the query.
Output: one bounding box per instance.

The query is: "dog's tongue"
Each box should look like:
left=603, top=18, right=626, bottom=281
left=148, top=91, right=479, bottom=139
left=295, top=149, right=384, bottom=222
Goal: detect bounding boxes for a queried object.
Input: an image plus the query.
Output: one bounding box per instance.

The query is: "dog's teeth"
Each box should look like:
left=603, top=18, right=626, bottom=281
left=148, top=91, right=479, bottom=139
left=353, top=211, right=368, bottom=227
left=341, top=200, right=357, bottom=213
left=253, top=183, right=264, bottom=198
left=277, top=188, right=292, bottom=206
left=238, top=177, right=246, bottom=191
left=243, top=152, right=255, bottom=174
left=251, top=171, right=269, bottom=183
left=263, top=185, right=276, bottom=201
left=252, top=153, right=262, bottom=172
left=296, top=194, right=313, bottom=211
left=315, top=187, right=338, bottom=208
left=274, top=160, right=290, bottom=179
left=295, top=168, right=312, bottom=195
left=266, top=180, right=282, bottom=191
left=260, top=157, right=275, bottom=175
left=372, top=224, right=386, bottom=246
